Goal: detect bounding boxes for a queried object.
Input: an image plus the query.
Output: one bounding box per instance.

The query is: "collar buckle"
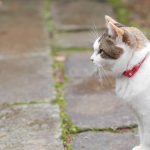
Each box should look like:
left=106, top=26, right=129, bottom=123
left=123, top=65, right=139, bottom=78
left=123, top=55, right=147, bottom=78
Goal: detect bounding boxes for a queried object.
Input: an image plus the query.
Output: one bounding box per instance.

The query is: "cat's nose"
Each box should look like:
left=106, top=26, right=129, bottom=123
left=90, top=58, right=94, bottom=62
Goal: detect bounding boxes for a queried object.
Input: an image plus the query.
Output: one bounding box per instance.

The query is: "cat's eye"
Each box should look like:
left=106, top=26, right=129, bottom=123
left=108, top=35, right=111, bottom=38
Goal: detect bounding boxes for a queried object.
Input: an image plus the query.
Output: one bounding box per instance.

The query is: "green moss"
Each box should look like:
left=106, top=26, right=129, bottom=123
left=52, top=52, right=77, bottom=150
left=69, top=124, right=137, bottom=134
left=12, top=101, right=50, bottom=106
left=52, top=47, right=91, bottom=52
left=44, top=0, right=55, bottom=33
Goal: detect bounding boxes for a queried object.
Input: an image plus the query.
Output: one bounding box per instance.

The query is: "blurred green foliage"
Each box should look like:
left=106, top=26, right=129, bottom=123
left=107, top=0, right=130, bottom=25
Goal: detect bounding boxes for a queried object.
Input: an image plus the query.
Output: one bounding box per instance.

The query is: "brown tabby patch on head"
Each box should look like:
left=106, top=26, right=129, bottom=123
left=122, top=27, right=148, bottom=50
left=99, top=32, right=123, bottom=59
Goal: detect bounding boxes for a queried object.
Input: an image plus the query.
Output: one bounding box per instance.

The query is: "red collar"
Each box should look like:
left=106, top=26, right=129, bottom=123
left=123, top=55, right=147, bottom=78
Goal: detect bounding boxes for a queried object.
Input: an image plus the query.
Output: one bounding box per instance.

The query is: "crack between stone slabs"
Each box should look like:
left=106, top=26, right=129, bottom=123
left=0, top=51, right=51, bottom=60
left=0, top=101, right=51, bottom=107
left=70, top=124, right=138, bottom=135
left=55, top=28, right=105, bottom=33
left=52, top=47, right=91, bottom=52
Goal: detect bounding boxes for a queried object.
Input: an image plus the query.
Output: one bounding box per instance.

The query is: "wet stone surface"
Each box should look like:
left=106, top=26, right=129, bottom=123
left=51, top=0, right=114, bottom=31
left=0, top=54, right=54, bottom=103
left=0, top=104, right=63, bottom=150
left=72, top=132, right=139, bottom=150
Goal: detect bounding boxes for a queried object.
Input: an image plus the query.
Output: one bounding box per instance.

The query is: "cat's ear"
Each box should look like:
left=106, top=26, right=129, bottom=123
left=107, top=22, right=124, bottom=38
left=105, top=15, right=125, bottom=28
left=105, top=15, right=118, bottom=25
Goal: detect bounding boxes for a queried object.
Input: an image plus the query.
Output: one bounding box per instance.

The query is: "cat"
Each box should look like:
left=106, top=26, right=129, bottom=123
left=90, top=15, right=150, bottom=150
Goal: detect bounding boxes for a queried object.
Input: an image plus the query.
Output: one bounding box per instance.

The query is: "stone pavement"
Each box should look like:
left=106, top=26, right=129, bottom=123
left=0, top=0, right=63, bottom=150
left=51, top=0, right=139, bottom=149
left=51, top=0, right=114, bottom=49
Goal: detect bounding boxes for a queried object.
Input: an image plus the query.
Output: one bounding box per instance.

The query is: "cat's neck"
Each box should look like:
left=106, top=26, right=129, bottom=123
left=113, top=42, right=150, bottom=99
left=112, top=42, right=150, bottom=77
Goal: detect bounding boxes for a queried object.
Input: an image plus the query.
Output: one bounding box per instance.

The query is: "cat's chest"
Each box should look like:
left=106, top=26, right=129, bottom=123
left=115, top=76, right=144, bottom=100
left=115, top=68, right=150, bottom=101
left=115, top=78, right=133, bottom=100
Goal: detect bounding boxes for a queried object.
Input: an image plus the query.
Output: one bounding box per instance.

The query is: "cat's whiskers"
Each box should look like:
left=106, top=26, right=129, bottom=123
left=97, top=67, right=103, bottom=86
left=90, top=24, right=99, bottom=40
left=101, top=66, right=112, bottom=86
left=99, top=67, right=108, bottom=87
left=97, top=66, right=112, bottom=87
left=93, top=23, right=99, bottom=38
left=89, top=31, right=98, bottom=43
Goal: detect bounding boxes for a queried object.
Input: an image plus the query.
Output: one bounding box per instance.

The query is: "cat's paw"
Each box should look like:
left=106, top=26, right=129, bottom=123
left=132, top=146, right=142, bottom=150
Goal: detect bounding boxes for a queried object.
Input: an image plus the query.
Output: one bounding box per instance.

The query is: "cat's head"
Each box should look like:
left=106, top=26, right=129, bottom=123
left=90, top=15, right=148, bottom=72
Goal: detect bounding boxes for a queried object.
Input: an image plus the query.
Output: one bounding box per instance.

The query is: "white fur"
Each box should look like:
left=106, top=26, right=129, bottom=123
left=91, top=36, right=150, bottom=150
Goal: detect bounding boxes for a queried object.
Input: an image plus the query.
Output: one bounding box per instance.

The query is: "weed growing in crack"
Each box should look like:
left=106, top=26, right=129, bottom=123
left=52, top=52, right=78, bottom=150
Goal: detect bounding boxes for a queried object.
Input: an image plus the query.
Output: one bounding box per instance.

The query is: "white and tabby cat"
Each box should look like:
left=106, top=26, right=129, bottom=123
left=91, top=15, right=150, bottom=150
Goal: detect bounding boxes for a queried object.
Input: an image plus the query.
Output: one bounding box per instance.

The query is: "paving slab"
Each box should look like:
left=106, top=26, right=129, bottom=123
left=65, top=52, right=96, bottom=78
left=0, top=0, right=49, bottom=56
left=0, top=0, right=63, bottom=150
left=51, top=0, right=114, bottom=31
left=53, top=31, right=102, bottom=49
left=65, top=52, right=136, bottom=128
left=65, top=78, right=136, bottom=129
left=0, top=54, right=54, bottom=103
left=72, top=132, right=139, bottom=150
left=0, top=104, right=63, bottom=150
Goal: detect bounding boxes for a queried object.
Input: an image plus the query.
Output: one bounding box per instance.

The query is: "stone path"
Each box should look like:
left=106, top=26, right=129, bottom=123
left=0, top=0, right=63, bottom=150
left=73, top=132, right=138, bottom=150
left=51, top=0, right=139, bottom=149
left=0, top=0, right=141, bottom=149
left=51, top=0, right=114, bottom=49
